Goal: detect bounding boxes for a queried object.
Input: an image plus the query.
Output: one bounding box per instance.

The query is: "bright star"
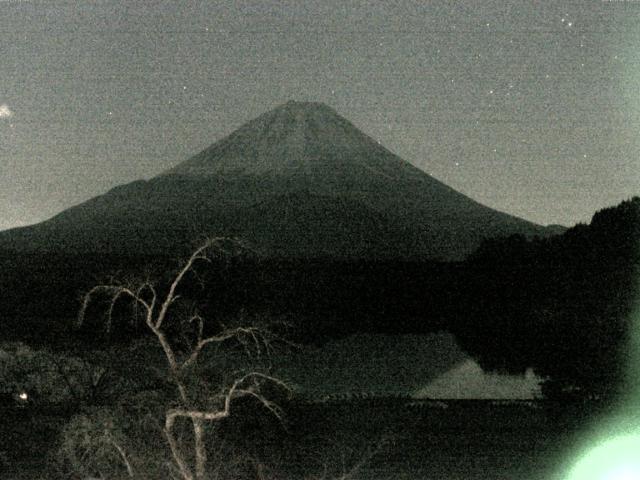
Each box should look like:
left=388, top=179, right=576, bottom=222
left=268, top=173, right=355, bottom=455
left=0, top=104, right=13, bottom=118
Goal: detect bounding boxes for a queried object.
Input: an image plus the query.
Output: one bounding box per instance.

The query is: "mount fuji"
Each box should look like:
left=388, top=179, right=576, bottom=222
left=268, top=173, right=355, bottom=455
left=0, top=101, right=560, bottom=260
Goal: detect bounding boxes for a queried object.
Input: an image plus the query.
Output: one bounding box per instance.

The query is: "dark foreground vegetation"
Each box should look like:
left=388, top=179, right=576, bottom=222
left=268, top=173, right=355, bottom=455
left=3, top=396, right=610, bottom=480
left=0, top=197, right=638, bottom=478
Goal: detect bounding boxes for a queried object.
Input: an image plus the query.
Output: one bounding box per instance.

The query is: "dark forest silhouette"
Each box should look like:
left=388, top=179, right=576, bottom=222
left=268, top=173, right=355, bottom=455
left=455, top=197, right=639, bottom=400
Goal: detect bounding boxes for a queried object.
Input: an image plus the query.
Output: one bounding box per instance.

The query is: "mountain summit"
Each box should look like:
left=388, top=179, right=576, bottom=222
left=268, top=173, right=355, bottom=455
left=0, top=102, right=559, bottom=259
left=165, top=101, right=418, bottom=181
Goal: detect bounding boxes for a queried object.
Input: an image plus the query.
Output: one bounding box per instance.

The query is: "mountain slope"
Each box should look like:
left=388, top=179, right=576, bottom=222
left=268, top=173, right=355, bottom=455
left=0, top=101, right=560, bottom=260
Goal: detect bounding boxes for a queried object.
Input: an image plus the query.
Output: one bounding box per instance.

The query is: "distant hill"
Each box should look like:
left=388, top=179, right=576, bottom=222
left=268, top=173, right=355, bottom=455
left=0, top=101, right=560, bottom=260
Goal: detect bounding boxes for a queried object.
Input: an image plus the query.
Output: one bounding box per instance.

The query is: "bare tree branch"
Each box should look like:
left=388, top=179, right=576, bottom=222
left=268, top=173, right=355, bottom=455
left=164, top=415, right=195, bottom=480
left=155, top=237, right=225, bottom=330
left=104, top=430, right=135, bottom=478
left=78, top=238, right=290, bottom=480
left=78, top=285, right=151, bottom=335
left=181, top=326, right=262, bottom=371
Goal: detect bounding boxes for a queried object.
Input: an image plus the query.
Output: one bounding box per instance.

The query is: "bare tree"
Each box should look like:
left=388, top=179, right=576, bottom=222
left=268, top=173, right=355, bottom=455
left=77, top=238, right=289, bottom=480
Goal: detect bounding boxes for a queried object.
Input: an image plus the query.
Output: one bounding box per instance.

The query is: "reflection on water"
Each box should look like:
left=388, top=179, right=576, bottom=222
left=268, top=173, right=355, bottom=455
left=414, top=359, right=542, bottom=400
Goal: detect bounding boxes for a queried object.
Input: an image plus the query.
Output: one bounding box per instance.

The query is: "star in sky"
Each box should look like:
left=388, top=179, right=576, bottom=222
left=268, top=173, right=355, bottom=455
left=0, top=104, right=13, bottom=118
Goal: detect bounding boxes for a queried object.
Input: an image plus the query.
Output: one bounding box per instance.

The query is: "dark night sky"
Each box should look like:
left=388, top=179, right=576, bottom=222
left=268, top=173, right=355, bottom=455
left=1, top=1, right=639, bottom=230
